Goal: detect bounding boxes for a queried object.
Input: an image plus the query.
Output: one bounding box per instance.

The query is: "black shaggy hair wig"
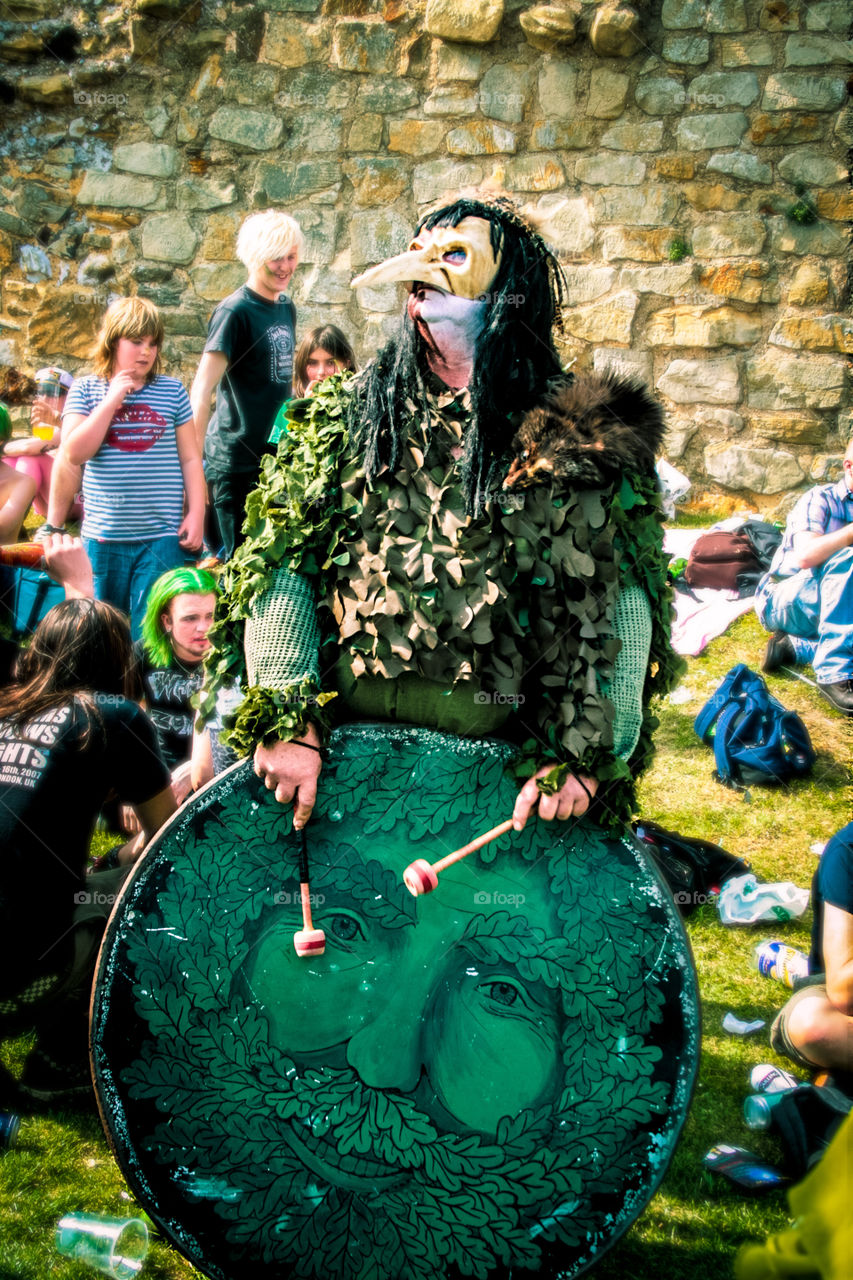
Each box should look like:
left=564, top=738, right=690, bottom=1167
left=351, top=195, right=568, bottom=515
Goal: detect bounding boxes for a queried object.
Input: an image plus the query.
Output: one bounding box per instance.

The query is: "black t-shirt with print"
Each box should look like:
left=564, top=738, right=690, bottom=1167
left=135, top=642, right=203, bottom=771
left=0, top=694, right=169, bottom=996
left=202, top=284, right=296, bottom=476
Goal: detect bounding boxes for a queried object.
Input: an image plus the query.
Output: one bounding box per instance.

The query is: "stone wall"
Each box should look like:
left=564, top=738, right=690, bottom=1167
left=0, top=0, right=850, bottom=512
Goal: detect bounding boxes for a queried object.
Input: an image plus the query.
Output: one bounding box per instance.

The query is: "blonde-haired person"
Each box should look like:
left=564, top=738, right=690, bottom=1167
left=190, top=209, right=303, bottom=558
left=61, top=297, right=205, bottom=638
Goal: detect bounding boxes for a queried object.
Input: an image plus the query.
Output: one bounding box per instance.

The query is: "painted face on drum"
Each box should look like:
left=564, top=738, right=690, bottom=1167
left=245, top=841, right=563, bottom=1138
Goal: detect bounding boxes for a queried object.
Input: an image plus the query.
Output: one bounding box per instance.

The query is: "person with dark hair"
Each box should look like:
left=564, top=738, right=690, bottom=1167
left=0, top=598, right=174, bottom=1104
left=202, top=193, right=676, bottom=834
left=268, top=324, right=357, bottom=446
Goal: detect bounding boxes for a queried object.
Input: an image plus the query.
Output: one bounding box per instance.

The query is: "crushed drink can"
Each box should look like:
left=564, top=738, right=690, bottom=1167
left=754, top=940, right=809, bottom=989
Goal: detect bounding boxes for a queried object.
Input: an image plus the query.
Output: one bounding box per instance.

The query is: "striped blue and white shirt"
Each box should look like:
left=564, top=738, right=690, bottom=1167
left=64, top=375, right=192, bottom=541
left=769, top=476, right=853, bottom=578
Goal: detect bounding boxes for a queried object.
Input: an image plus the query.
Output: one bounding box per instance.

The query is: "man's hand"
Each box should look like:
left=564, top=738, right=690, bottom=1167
left=42, top=533, right=94, bottom=599
left=254, top=721, right=323, bottom=829
left=512, top=767, right=598, bottom=831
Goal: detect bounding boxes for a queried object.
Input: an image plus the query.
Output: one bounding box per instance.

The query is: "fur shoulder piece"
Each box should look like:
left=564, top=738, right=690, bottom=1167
left=503, top=371, right=666, bottom=491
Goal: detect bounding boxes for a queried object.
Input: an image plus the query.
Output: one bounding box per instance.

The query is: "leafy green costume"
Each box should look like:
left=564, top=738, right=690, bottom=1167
left=201, top=370, right=682, bottom=827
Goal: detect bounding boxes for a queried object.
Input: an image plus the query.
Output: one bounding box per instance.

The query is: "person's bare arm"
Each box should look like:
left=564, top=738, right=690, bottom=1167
left=823, top=902, right=853, bottom=1014
left=190, top=352, right=228, bottom=454
left=175, top=419, right=205, bottom=550
left=795, top=522, right=853, bottom=571
left=133, top=784, right=177, bottom=843
left=42, top=533, right=94, bottom=599
left=512, top=769, right=598, bottom=830
left=63, top=373, right=135, bottom=465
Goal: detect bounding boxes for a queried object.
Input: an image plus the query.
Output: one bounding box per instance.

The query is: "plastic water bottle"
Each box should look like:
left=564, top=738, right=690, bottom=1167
left=743, top=1091, right=790, bottom=1131
left=754, top=940, right=809, bottom=989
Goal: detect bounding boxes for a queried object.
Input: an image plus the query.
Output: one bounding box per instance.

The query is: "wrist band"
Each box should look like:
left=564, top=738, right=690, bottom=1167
left=293, top=739, right=324, bottom=756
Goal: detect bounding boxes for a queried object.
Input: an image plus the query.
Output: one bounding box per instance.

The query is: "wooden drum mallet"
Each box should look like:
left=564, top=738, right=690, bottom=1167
left=293, top=828, right=325, bottom=956
left=403, top=818, right=515, bottom=897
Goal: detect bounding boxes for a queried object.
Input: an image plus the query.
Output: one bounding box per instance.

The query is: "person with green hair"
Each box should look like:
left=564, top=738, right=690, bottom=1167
left=136, top=565, right=219, bottom=773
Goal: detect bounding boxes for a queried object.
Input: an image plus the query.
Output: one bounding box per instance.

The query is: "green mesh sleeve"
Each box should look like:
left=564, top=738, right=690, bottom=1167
left=244, top=564, right=320, bottom=688
left=602, top=584, right=653, bottom=761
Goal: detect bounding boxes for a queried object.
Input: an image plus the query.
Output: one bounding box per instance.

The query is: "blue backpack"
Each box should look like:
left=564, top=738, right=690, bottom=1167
left=694, top=664, right=816, bottom=788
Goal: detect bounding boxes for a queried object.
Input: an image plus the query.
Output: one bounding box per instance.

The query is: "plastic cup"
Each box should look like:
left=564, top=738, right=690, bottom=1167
left=55, top=1213, right=148, bottom=1279
left=31, top=423, right=55, bottom=441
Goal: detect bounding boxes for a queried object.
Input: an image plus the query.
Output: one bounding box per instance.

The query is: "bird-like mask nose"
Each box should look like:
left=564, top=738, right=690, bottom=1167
left=351, top=216, right=501, bottom=300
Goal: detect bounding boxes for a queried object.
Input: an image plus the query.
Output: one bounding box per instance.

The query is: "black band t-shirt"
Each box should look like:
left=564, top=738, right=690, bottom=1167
left=135, top=642, right=204, bottom=771
left=202, top=284, right=296, bottom=476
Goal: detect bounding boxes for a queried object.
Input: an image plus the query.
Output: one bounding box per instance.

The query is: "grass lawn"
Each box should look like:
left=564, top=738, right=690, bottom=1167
left=0, top=594, right=849, bottom=1278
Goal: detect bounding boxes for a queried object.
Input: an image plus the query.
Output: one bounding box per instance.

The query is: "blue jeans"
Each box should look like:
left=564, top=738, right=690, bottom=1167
left=755, top=546, right=853, bottom=683
left=84, top=536, right=183, bottom=640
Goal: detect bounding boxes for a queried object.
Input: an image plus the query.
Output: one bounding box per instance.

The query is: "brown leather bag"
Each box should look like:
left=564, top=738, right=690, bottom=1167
left=684, top=531, right=762, bottom=591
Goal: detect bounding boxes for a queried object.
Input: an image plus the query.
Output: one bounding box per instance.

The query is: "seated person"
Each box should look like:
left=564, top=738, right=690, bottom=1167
left=771, top=820, right=853, bottom=1085
left=757, top=440, right=853, bottom=715
left=0, top=598, right=174, bottom=1104
left=2, top=367, right=82, bottom=526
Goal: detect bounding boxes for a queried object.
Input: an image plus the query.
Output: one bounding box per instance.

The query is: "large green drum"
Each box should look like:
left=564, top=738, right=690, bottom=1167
left=92, top=724, right=699, bottom=1280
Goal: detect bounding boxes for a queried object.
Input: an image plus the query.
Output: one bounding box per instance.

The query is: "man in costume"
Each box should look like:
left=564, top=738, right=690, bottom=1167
left=202, top=194, right=678, bottom=832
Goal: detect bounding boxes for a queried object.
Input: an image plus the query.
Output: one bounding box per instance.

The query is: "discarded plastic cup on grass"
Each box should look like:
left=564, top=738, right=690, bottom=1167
left=55, top=1212, right=148, bottom=1278
left=750, top=1063, right=800, bottom=1094
left=717, top=873, right=809, bottom=925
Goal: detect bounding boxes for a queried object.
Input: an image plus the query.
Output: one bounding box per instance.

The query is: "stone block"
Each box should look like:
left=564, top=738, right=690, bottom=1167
left=424, top=87, right=479, bottom=116
left=12, top=181, right=69, bottom=226
left=262, top=18, right=327, bottom=67
left=657, top=356, right=740, bottom=403
left=520, top=3, right=581, bottom=50
left=784, top=35, right=853, bottom=67
left=593, top=346, right=653, bottom=384
left=814, top=191, right=853, bottom=221
left=530, top=120, right=595, bottom=149
left=388, top=120, right=446, bottom=156
left=478, top=64, right=531, bottom=124
left=254, top=161, right=342, bottom=204
left=290, top=206, right=338, bottom=265
left=697, top=261, right=774, bottom=304
left=17, top=74, right=72, bottom=104
left=676, top=112, right=749, bottom=149
left=199, top=212, right=241, bottom=262
left=805, top=1, right=850, bottom=32
left=662, top=421, right=698, bottom=458
left=113, top=142, right=179, bottom=178
left=348, top=114, right=383, bottom=151
left=190, top=263, right=246, bottom=302
left=332, top=19, right=398, bottom=73
left=661, top=0, right=704, bottom=28
left=139, top=283, right=187, bottom=309
left=446, top=121, right=516, bottom=154
left=587, top=71, right=630, bottom=119
left=225, top=65, right=279, bottom=105
left=350, top=208, right=411, bottom=268
left=209, top=107, right=283, bottom=151
left=687, top=70, right=759, bottom=107
left=635, top=77, right=685, bottom=115
left=704, top=442, right=803, bottom=492
left=535, top=193, right=595, bottom=255
left=749, top=113, right=826, bottom=145
left=434, top=42, right=483, bottom=81
left=618, top=264, right=695, bottom=294
left=26, top=287, right=99, bottom=360
left=140, top=214, right=199, bottom=265
left=762, top=74, right=847, bottom=112
left=285, top=112, right=343, bottom=154
left=355, top=281, right=401, bottom=312
left=720, top=35, right=774, bottom=66
left=298, top=266, right=352, bottom=306
left=589, top=6, right=644, bottom=58
left=653, top=155, right=695, bottom=179
left=424, top=0, right=504, bottom=43
left=647, top=304, right=762, bottom=347
left=563, top=266, right=618, bottom=304
left=759, top=0, right=798, bottom=31
left=345, top=158, right=410, bottom=206
left=576, top=153, right=645, bottom=185
left=77, top=171, right=163, bottom=210
left=662, top=35, right=710, bottom=64
left=746, top=347, right=846, bottom=409
left=706, top=0, right=748, bottom=32
left=787, top=262, right=834, bottom=307
left=706, top=152, right=772, bottom=183
left=745, top=412, right=826, bottom=445
left=769, top=314, right=853, bottom=354
left=600, top=120, right=664, bottom=150
left=357, top=78, right=419, bottom=112
left=506, top=154, right=566, bottom=191
left=600, top=228, right=675, bottom=261
left=778, top=149, right=847, bottom=188
left=413, top=159, right=485, bottom=204
left=593, top=185, right=679, bottom=226
left=176, top=178, right=238, bottom=211
left=563, top=291, right=639, bottom=344
left=692, top=215, right=766, bottom=258
left=769, top=216, right=849, bottom=257
left=281, top=69, right=352, bottom=111
left=537, top=62, right=579, bottom=118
